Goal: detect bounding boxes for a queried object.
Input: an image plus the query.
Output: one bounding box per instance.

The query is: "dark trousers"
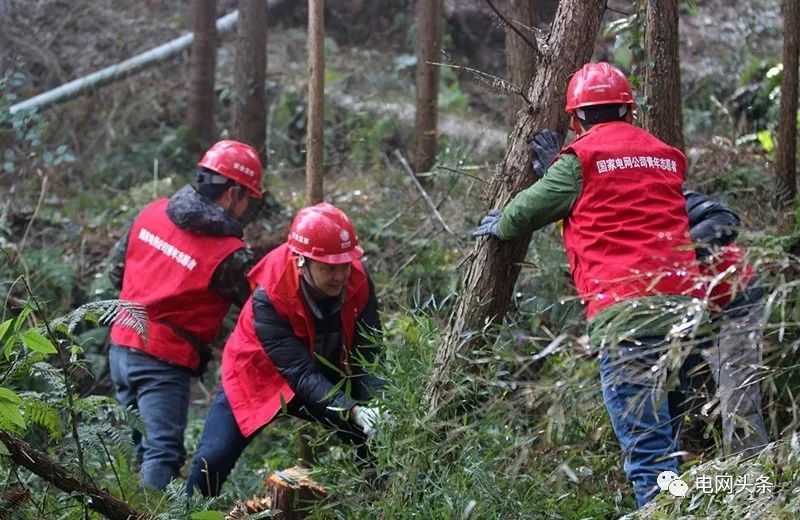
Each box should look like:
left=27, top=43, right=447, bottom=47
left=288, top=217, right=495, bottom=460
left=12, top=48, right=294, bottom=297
left=108, top=344, right=190, bottom=490
left=185, top=387, right=367, bottom=497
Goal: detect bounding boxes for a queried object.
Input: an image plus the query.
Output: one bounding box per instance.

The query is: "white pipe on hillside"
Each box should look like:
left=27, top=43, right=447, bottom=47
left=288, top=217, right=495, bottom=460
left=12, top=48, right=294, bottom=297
left=9, top=9, right=244, bottom=114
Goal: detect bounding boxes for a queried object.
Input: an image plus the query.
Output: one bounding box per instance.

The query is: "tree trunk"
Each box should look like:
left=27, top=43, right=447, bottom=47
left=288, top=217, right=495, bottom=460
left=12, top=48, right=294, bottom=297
left=506, top=0, right=538, bottom=126
left=414, top=0, right=443, bottom=174
left=306, top=0, right=325, bottom=204
left=776, top=0, right=799, bottom=208
left=425, top=0, right=607, bottom=410
left=0, top=430, right=150, bottom=520
left=642, top=0, right=684, bottom=150
left=188, top=0, right=218, bottom=152
left=234, top=0, right=268, bottom=161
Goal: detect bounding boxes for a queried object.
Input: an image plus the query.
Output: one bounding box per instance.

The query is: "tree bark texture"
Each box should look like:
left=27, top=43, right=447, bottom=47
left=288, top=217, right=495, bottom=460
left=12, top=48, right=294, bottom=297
left=0, top=430, right=150, bottom=520
left=643, top=0, right=684, bottom=150
left=234, top=0, right=268, bottom=161
left=188, top=0, right=218, bottom=152
left=506, top=0, right=538, bottom=126
left=776, top=0, right=799, bottom=206
left=414, top=0, right=443, bottom=173
left=426, top=0, right=607, bottom=410
left=306, top=0, right=325, bottom=204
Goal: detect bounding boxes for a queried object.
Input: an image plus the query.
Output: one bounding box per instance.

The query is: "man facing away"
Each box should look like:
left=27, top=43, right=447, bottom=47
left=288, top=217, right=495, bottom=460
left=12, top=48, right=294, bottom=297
left=107, top=140, right=264, bottom=490
left=474, top=62, right=705, bottom=507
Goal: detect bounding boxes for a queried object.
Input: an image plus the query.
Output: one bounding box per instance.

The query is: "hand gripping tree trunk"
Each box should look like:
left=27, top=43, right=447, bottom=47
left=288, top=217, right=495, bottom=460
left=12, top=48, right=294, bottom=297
left=643, top=0, right=684, bottom=150
left=425, top=0, right=608, bottom=410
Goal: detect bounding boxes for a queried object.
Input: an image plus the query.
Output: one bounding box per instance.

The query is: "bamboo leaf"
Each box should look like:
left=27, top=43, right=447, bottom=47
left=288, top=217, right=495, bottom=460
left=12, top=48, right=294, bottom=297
left=20, top=330, right=58, bottom=355
left=0, top=318, right=12, bottom=341
left=0, top=387, right=25, bottom=428
left=190, top=512, right=225, bottom=520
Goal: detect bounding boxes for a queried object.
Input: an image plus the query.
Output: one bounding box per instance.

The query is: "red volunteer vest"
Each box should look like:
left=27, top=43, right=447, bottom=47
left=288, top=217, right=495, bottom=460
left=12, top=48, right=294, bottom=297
left=222, top=243, right=370, bottom=437
left=701, top=245, right=755, bottom=309
left=562, top=122, right=703, bottom=319
left=110, top=199, right=244, bottom=370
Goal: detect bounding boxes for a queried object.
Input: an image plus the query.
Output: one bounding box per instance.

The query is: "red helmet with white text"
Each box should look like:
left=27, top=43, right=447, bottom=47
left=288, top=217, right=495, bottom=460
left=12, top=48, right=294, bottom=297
left=198, top=140, right=263, bottom=198
left=287, top=203, right=364, bottom=264
left=565, top=62, right=635, bottom=113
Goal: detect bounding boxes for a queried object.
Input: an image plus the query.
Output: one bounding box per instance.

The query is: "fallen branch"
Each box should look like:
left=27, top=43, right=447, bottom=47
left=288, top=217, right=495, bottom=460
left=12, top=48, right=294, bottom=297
left=0, top=430, right=150, bottom=520
left=392, top=149, right=455, bottom=236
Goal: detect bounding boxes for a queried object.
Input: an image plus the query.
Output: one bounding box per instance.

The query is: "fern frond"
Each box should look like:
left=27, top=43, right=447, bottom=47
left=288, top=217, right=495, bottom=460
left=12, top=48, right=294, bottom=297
left=50, top=299, right=148, bottom=341
left=21, top=398, right=63, bottom=439
left=28, top=362, right=67, bottom=394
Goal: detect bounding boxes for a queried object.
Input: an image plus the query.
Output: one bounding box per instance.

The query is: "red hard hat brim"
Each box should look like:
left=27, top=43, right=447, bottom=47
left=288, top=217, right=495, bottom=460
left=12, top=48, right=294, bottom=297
left=296, top=245, right=364, bottom=265
left=566, top=99, right=636, bottom=112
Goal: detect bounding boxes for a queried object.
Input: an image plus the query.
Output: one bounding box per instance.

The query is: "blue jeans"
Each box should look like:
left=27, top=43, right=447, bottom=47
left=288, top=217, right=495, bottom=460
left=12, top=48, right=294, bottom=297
left=185, top=387, right=367, bottom=497
left=599, top=337, right=680, bottom=508
left=109, top=344, right=190, bottom=490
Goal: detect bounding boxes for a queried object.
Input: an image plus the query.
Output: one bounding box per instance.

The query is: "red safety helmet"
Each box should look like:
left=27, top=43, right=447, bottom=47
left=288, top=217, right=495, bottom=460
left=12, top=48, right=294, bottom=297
left=565, top=62, right=635, bottom=113
left=288, top=203, right=364, bottom=264
left=198, top=140, right=263, bottom=198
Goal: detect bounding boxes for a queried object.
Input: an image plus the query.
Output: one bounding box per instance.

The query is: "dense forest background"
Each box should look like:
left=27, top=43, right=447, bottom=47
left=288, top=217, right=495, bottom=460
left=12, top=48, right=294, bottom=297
left=1, top=0, right=799, bottom=518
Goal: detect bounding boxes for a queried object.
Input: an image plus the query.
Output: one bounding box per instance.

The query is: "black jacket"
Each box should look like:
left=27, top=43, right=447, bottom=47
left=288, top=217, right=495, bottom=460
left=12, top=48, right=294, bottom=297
left=252, top=276, right=384, bottom=424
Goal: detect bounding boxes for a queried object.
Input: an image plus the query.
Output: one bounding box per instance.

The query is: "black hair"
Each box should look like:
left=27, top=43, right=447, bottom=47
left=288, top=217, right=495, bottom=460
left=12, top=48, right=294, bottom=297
left=575, top=103, right=628, bottom=129
left=195, top=167, right=235, bottom=201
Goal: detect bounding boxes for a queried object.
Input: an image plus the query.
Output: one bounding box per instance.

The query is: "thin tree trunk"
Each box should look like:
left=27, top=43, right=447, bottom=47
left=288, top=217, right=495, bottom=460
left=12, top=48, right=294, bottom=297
left=506, top=0, right=538, bottom=127
left=643, top=0, right=684, bottom=150
left=306, top=0, right=325, bottom=204
left=235, top=0, right=268, bottom=160
left=425, top=0, right=607, bottom=410
left=188, top=0, right=218, bottom=152
left=776, top=0, right=799, bottom=208
left=414, top=0, right=443, bottom=174
left=0, top=430, right=150, bottom=520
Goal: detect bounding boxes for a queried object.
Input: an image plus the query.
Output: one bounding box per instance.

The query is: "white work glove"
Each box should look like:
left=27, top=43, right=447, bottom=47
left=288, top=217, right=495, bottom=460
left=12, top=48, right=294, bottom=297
left=352, top=406, right=381, bottom=439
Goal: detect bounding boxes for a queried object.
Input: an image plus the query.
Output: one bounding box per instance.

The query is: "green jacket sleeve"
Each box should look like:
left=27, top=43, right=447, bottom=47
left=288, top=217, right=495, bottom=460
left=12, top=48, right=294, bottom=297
left=496, top=153, right=583, bottom=240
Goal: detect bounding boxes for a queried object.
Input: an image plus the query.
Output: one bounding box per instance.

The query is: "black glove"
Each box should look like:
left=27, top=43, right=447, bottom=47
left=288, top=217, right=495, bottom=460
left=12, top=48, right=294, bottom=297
left=472, top=209, right=503, bottom=238
left=683, top=189, right=741, bottom=260
left=528, top=129, right=560, bottom=179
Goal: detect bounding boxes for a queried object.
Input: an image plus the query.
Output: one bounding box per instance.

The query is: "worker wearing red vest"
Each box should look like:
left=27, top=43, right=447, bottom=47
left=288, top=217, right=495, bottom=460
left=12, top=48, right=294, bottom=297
left=107, top=140, right=264, bottom=490
left=683, top=189, right=768, bottom=456
left=185, top=203, right=384, bottom=497
left=474, top=63, right=705, bottom=507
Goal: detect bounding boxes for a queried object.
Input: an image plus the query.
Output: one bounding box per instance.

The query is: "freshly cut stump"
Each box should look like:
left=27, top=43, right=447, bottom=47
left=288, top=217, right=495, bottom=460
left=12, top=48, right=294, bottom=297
left=226, top=466, right=326, bottom=520
left=264, top=466, right=326, bottom=519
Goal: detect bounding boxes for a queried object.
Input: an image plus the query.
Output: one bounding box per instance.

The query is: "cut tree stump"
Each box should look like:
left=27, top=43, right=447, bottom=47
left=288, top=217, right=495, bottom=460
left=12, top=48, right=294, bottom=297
left=227, top=466, right=326, bottom=520
left=265, top=466, right=326, bottom=519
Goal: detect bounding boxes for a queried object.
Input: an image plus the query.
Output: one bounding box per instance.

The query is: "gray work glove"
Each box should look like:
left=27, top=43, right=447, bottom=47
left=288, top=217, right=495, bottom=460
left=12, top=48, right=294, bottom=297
left=528, top=129, right=560, bottom=179
left=352, top=406, right=381, bottom=439
left=472, top=209, right=503, bottom=238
